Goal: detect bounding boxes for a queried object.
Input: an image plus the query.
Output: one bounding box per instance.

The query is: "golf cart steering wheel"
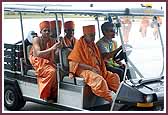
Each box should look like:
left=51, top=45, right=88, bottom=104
left=113, top=44, right=133, bottom=62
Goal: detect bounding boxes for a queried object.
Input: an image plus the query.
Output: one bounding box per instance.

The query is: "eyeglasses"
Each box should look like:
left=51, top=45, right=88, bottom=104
left=43, top=29, right=50, bottom=32
left=88, top=33, right=95, bottom=37
left=107, top=29, right=115, bottom=33
left=66, top=29, right=74, bottom=32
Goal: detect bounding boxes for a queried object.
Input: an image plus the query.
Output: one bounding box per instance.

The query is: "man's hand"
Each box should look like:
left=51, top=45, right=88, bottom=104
left=91, top=67, right=101, bottom=75
left=69, top=73, right=74, bottom=79
left=52, top=40, right=63, bottom=50
left=56, top=40, right=63, bottom=49
left=51, top=43, right=58, bottom=51
left=119, top=45, right=122, bottom=50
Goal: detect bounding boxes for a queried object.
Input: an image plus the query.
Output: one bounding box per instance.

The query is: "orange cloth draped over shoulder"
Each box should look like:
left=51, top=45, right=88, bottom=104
left=68, top=25, right=120, bottom=102
left=29, top=21, right=57, bottom=100
left=63, top=36, right=77, bottom=48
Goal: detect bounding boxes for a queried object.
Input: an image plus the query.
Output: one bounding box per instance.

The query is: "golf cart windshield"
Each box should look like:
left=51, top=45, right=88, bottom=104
left=117, top=15, right=165, bottom=79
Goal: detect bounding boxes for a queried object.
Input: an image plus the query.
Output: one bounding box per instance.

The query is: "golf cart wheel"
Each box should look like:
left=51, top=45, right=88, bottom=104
left=4, top=85, right=26, bottom=110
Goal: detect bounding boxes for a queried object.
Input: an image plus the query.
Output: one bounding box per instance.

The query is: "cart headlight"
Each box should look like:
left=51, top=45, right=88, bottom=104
left=144, top=94, right=154, bottom=102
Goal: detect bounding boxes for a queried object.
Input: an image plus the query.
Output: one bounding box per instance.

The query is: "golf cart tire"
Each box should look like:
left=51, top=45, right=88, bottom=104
left=4, top=85, right=26, bottom=111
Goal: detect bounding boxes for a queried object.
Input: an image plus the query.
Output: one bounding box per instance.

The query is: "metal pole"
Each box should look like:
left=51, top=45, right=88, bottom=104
left=19, top=12, right=26, bottom=63
left=110, top=81, right=124, bottom=111
left=54, top=13, right=61, bottom=103
left=95, top=16, right=101, bottom=38
left=116, top=16, right=129, bottom=81
left=54, top=13, right=60, bottom=41
left=116, top=16, right=144, bottom=79
left=61, top=13, right=66, bottom=36
left=154, top=17, right=165, bottom=77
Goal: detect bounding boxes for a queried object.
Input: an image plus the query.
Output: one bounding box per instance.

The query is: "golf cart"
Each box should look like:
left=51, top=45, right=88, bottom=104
left=3, top=3, right=165, bottom=111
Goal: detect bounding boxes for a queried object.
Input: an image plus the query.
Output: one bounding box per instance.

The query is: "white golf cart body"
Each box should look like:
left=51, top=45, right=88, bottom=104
left=3, top=3, right=165, bottom=111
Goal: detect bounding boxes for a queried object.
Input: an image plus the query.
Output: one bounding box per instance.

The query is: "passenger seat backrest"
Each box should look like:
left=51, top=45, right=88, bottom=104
left=60, top=47, right=71, bottom=72
left=23, top=39, right=33, bottom=65
left=60, top=47, right=84, bottom=85
left=26, top=45, right=32, bottom=65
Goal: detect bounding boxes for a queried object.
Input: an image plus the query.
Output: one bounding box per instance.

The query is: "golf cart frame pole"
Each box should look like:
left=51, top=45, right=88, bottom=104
left=116, top=16, right=144, bottom=79
left=111, top=16, right=129, bottom=110
left=54, top=13, right=62, bottom=78
left=61, top=13, right=65, bottom=36
left=95, top=15, right=101, bottom=38
left=54, top=13, right=60, bottom=41
left=54, top=13, right=61, bottom=103
left=19, top=12, right=26, bottom=76
left=116, top=16, right=129, bottom=81
left=19, top=12, right=26, bottom=62
left=153, top=16, right=165, bottom=77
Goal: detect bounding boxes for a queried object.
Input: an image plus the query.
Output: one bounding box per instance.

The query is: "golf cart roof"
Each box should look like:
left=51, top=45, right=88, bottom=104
left=4, top=4, right=164, bottom=16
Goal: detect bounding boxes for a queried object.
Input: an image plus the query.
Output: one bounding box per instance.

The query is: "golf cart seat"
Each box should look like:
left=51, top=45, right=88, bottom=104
left=14, top=39, right=36, bottom=77
left=26, top=44, right=36, bottom=77
left=58, top=47, right=109, bottom=109
left=59, top=47, right=85, bottom=86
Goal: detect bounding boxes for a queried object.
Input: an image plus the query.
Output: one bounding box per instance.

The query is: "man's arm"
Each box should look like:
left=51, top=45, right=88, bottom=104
left=32, top=37, right=59, bottom=57
left=102, top=46, right=122, bottom=60
left=69, top=62, right=95, bottom=79
left=69, top=61, right=100, bottom=75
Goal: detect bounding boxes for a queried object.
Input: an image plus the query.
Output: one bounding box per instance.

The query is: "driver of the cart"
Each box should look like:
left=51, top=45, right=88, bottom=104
left=96, top=22, right=130, bottom=81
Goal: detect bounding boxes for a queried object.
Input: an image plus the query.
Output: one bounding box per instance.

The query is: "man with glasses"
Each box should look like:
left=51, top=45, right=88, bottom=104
left=97, top=22, right=125, bottom=82
left=63, top=21, right=77, bottom=49
left=68, top=25, right=120, bottom=102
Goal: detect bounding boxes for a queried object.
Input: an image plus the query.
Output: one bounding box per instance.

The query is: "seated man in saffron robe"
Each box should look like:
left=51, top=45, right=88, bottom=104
left=68, top=25, right=120, bottom=102
left=49, top=20, right=62, bottom=39
left=49, top=20, right=63, bottom=63
left=63, top=21, right=77, bottom=49
left=29, top=21, right=62, bottom=103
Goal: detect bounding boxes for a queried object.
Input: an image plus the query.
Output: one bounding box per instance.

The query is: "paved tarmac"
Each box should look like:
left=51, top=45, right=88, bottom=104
left=4, top=102, right=60, bottom=111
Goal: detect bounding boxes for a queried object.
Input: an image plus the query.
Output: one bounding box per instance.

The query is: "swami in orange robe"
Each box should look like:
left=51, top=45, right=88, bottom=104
left=139, top=16, right=150, bottom=38
left=122, top=17, right=132, bottom=43
left=29, top=21, right=61, bottom=101
left=49, top=20, right=62, bottom=38
left=63, top=21, right=77, bottom=48
left=68, top=25, right=120, bottom=102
